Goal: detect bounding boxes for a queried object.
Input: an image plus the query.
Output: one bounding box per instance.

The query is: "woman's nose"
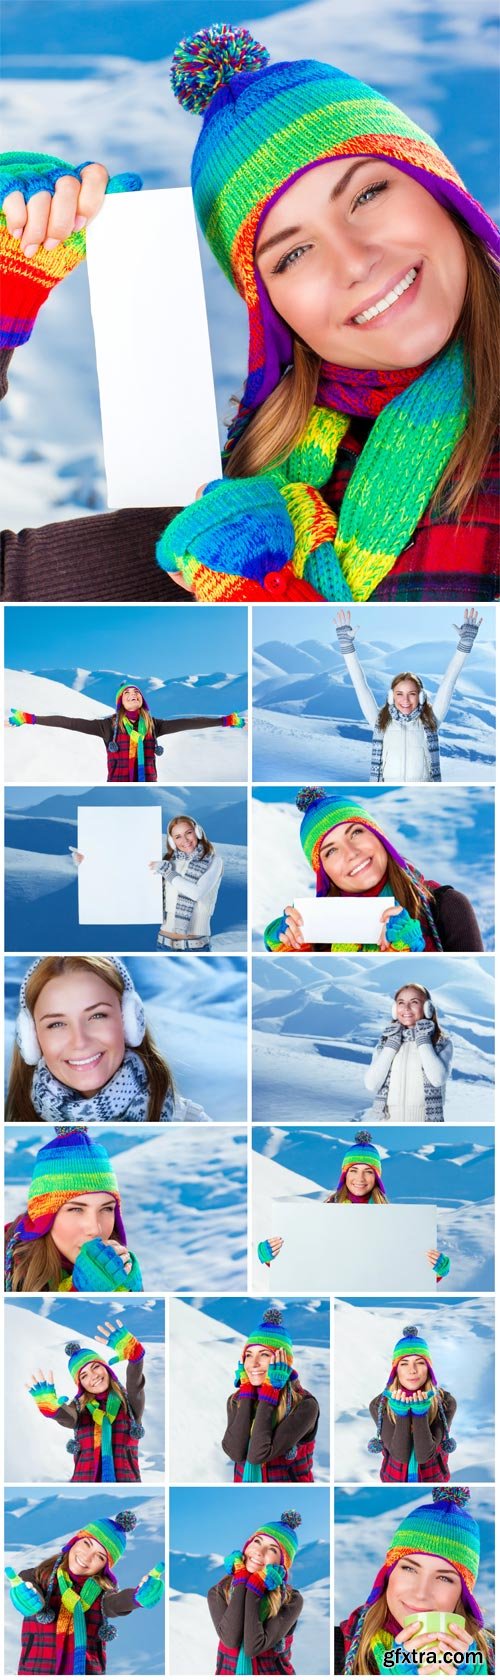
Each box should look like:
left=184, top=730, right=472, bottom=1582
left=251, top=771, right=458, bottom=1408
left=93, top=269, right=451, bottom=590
left=324, top=226, right=382, bottom=290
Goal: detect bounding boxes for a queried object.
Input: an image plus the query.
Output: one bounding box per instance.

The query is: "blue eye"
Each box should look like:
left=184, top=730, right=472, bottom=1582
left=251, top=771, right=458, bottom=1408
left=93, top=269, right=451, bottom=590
left=274, top=243, right=311, bottom=274
left=353, top=180, right=388, bottom=209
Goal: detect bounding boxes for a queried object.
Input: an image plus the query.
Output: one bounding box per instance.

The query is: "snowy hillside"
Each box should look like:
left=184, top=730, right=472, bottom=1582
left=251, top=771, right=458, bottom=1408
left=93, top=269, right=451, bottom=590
left=252, top=953, right=495, bottom=1125
left=169, top=1297, right=330, bottom=1483
left=5, top=1125, right=248, bottom=1292
left=252, top=788, right=494, bottom=951
left=252, top=630, right=495, bottom=783
left=5, top=1300, right=164, bottom=1483
left=5, top=669, right=248, bottom=783
left=334, top=1295, right=494, bottom=1481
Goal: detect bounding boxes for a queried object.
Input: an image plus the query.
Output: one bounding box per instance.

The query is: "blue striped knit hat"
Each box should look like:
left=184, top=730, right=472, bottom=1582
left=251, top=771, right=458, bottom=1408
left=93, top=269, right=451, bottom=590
left=15, top=1127, right=127, bottom=1245
left=170, top=24, right=500, bottom=420
left=344, top=1490, right=483, bottom=1674
left=388, top=1323, right=437, bottom=1386
left=336, top=1130, right=386, bottom=1194
left=243, top=1509, right=302, bottom=1571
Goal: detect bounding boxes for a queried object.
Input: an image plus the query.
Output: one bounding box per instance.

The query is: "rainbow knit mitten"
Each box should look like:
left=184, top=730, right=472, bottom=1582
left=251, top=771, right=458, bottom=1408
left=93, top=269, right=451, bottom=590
left=224, top=1552, right=248, bottom=1582
left=9, top=709, right=36, bottom=726
left=385, top=1394, right=410, bottom=1416
left=247, top=1562, right=286, bottom=1597
left=258, top=1359, right=294, bottom=1405
left=384, top=907, right=425, bottom=951
left=257, top=1240, right=275, bottom=1266
left=433, top=1252, right=451, bottom=1283
left=5, top=1568, right=44, bottom=1617
left=222, top=713, right=245, bottom=727
left=29, top=1379, right=61, bottom=1417
left=104, top=1327, right=145, bottom=1365
left=234, top=1361, right=255, bottom=1398
left=409, top=1394, right=433, bottom=1414
left=156, top=408, right=353, bottom=602
left=71, top=1239, right=143, bottom=1293
left=134, top=1562, right=165, bottom=1609
left=0, top=152, right=142, bottom=349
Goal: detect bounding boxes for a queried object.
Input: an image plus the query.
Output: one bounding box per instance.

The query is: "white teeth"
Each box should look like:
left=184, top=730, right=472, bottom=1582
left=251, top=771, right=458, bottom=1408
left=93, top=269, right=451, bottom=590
left=350, top=859, right=370, bottom=876
left=353, top=266, right=418, bottom=324
left=67, top=1054, right=102, bottom=1067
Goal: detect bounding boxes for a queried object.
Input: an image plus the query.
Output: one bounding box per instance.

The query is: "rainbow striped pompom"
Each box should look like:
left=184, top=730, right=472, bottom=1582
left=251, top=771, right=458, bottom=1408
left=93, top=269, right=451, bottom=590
left=170, top=23, right=269, bottom=114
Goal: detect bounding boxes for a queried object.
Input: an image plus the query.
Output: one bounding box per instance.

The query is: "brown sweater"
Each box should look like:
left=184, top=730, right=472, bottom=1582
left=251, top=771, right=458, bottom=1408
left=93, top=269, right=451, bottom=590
left=369, top=1389, right=457, bottom=1464
left=208, top=1578, right=303, bottom=1657
left=30, top=712, right=227, bottom=740
left=222, top=1390, right=319, bottom=1468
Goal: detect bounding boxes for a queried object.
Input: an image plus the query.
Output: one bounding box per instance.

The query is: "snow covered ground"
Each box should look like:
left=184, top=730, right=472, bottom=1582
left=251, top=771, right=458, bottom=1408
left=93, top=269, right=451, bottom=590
left=5, top=1125, right=248, bottom=1291
left=251, top=1132, right=495, bottom=1291
left=169, top=1296, right=330, bottom=1483
left=333, top=1295, right=495, bottom=1481
left=5, top=1297, right=165, bottom=1483
left=5, top=668, right=248, bottom=783
left=252, top=628, right=496, bottom=783
left=252, top=786, right=494, bottom=951
left=252, top=953, right=495, bottom=1124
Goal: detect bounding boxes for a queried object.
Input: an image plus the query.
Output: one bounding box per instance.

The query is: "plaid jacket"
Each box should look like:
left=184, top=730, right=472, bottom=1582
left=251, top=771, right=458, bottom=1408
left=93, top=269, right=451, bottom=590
left=233, top=1438, right=315, bottom=1484
left=18, top=1588, right=108, bottom=1675
left=216, top=1630, right=296, bottom=1674
left=106, top=728, right=158, bottom=782
left=378, top=1445, right=450, bottom=1484
left=70, top=1405, right=141, bottom=1483
left=322, top=429, right=500, bottom=602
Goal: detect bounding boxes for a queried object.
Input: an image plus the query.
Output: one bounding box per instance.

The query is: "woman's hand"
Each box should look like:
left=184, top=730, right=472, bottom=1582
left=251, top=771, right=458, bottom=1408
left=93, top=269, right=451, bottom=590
left=3, top=162, right=109, bottom=255
left=257, top=1235, right=284, bottom=1266
left=278, top=906, right=305, bottom=951
left=28, top=1366, right=55, bottom=1389
left=398, top=1620, right=474, bottom=1669
left=378, top=904, right=399, bottom=951
left=107, top=1240, right=133, bottom=1275
left=148, top=860, right=160, bottom=870
left=334, top=608, right=358, bottom=653
left=69, top=848, right=84, bottom=865
left=95, top=1317, right=121, bottom=1346
left=5, top=1568, right=44, bottom=1617
left=391, top=1385, right=411, bottom=1404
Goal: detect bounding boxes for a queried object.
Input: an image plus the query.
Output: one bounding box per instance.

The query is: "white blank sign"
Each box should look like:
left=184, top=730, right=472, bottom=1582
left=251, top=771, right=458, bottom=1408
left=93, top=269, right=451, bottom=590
left=86, top=188, right=222, bottom=508
left=77, top=806, right=163, bottom=924
left=263, top=1198, right=437, bottom=1291
left=293, top=896, right=395, bottom=944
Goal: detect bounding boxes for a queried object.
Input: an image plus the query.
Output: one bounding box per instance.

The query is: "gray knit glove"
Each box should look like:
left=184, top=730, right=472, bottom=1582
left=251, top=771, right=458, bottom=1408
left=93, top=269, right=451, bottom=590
left=381, top=1022, right=404, bottom=1047
left=414, top=1017, right=435, bottom=1040
left=335, top=622, right=357, bottom=655
left=453, top=618, right=480, bottom=653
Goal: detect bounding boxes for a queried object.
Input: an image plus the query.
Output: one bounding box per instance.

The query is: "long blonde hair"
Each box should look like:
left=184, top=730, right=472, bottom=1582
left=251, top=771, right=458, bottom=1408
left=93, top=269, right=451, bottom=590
left=6, top=954, right=174, bottom=1124
left=351, top=1591, right=492, bottom=1674
left=5, top=1210, right=124, bottom=1293
left=225, top=218, right=499, bottom=523
left=33, top=1551, right=111, bottom=1596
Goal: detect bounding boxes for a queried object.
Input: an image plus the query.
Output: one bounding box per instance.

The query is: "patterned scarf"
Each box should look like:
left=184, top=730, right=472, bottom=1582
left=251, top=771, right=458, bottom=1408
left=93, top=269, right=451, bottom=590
left=160, top=842, right=213, bottom=933
left=316, top=360, right=433, bottom=419
left=30, top=1048, right=174, bottom=1123
left=54, top=1568, right=103, bottom=1675
left=370, top=702, right=442, bottom=782
left=82, top=1388, right=124, bottom=1482
left=121, top=712, right=148, bottom=781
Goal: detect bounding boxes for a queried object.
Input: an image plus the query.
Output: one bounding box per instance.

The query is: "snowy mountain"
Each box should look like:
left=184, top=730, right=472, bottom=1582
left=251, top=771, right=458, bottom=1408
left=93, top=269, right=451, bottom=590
left=334, top=1294, right=495, bottom=1481
left=169, top=1296, right=330, bottom=1483
left=252, top=636, right=496, bottom=781
left=6, top=668, right=248, bottom=783
left=252, top=953, right=495, bottom=1125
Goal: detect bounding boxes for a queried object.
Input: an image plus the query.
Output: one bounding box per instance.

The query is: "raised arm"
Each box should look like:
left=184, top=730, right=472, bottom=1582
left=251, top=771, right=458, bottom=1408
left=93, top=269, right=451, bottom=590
left=432, top=613, right=482, bottom=724
left=334, top=612, right=379, bottom=727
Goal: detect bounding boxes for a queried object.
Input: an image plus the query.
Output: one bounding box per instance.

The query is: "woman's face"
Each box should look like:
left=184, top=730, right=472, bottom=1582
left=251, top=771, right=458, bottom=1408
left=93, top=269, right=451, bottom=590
left=78, top=1359, right=111, bottom=1396
left=120, top=686, right=143, bottom=712
left=244, top=1533, right=283, bottom=1572
left=392, top=679, right=421, bottom=714
left=170, top=820, right=198, bottom=854
left=345, top=1164, right=376, bottom=1195
left=67, top=1534, right=109, bottom=1578
left=319, top=822, right=388, bottom=893
left=396, top=1355, right=429, bottom=1390
left=33, top=971, right=126, bottom=1095
left=395, top=987, right=426, bottom=1026
left=51, top=1193, right=117, bottom=1264
left=243, top=1344, right=273, bottom=1385
left=255, top=157, right=468, bottom=369
left=387, top=1554, right=462, bottom=1621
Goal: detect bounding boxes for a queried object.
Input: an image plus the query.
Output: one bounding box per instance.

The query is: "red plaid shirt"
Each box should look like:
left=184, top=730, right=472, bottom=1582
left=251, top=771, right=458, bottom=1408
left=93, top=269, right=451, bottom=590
left=106, top=728, right=158, bottom=782
left=216, top=1630, right=296, bottom=1674
left=233, top=1438, right=315, bottom=1483
left=378, top=1445, right=450, bottom=1484
left=70, top=1406, right=141, bottom=1483
left=18, top=1585, right=107, bottom=1675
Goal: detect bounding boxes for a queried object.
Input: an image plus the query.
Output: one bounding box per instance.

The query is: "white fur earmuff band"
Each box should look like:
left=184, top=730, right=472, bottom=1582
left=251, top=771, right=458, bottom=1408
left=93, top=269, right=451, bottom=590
left=392, top=990, right=435, bottom=1020
left=194, top=822, right=203, bottom=839
left=15, top=956, right=146, bottom=1065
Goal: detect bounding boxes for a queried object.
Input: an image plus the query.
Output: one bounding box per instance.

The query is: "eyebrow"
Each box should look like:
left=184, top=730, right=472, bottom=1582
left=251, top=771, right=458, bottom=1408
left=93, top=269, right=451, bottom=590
left=256, top=159, right=374, bottom=257
left=38, top=999, right=112, bottom=1019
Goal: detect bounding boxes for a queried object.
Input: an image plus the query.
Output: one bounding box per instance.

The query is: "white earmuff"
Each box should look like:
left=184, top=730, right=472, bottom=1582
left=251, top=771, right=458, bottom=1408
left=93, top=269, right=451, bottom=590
left=387, top=688, right=394, bottom=705
left=423, top=998, right=434, bottom=1019
left=194, top=822, right=203, bottom=840
left=16, top=1008, right=41, bottom=1065
left=391, top=1002, right=398, bottom=1020
left=419, top=688, right=426, bottom=706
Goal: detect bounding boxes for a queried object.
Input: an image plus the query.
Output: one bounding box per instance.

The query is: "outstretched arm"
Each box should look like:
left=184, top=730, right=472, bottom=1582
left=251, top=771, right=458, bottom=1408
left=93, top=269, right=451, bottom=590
left=9, top=710, right=110, bottom=738
left=433, top=612, right=482, bottom=724
left=154, top=714, right=245, bottom=736
left=334, top=611, right=379, bottom=726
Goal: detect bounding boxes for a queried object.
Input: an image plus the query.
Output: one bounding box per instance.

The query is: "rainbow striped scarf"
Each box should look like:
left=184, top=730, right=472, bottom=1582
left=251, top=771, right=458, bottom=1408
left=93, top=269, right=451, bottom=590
left=122, top=713, right=148, bottom=781
left=55, top=1568, right=103, bottom=1675
left=83, top=1389, right=123, bottom=1482
left=269, top=341, right=468, bottom=601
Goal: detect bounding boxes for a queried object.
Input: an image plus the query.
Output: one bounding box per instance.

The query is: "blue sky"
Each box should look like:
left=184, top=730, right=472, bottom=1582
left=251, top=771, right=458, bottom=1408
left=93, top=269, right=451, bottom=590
left=336, top=1293, right=494, bottom=1318
left=170, top=1484, right=330, bottom=1558
left=182, top=1295, right=330, bottom=1344
left=253, top=603, right=496, bottom=650
left=5, top=604, right=247, bottom=674
left=5, top=1293, right=165, bottom=1340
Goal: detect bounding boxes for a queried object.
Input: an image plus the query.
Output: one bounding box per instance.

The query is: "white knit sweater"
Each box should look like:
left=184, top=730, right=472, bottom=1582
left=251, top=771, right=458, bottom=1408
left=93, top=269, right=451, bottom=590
left=342, top=646, right=468, bottom=781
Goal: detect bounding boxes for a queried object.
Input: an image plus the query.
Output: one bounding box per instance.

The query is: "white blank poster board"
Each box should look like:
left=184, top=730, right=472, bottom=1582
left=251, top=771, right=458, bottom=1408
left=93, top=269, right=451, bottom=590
left=261, top=1198, right=437, bottom=1291
left=86, top=188, right=222, bottom=508
left=293, top=896, right=395, bottom=944
left=77, top=806, right=163, bottom=924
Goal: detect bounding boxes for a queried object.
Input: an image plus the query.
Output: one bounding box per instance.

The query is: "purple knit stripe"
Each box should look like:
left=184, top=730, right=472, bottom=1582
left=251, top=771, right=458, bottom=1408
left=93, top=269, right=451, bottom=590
left=244, top=154, right=500, bottom=412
